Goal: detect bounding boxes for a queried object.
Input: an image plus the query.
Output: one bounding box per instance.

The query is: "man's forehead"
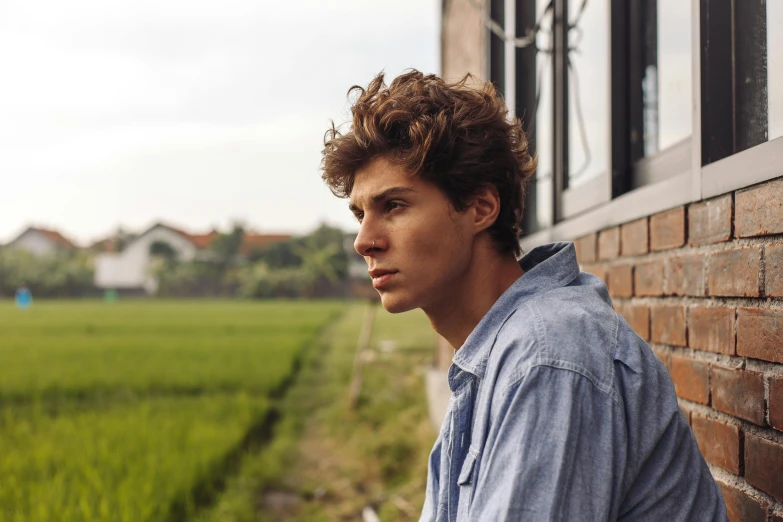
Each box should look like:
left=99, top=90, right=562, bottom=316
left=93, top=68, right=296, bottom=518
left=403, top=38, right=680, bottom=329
left=350, top=162, right=416, bottom=204
left=349, top=181, right=417, bottom=207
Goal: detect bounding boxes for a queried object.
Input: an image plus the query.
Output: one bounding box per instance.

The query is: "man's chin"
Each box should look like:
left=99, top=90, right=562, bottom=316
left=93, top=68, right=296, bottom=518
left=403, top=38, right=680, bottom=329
left=378, top=291, right=418, bottom=314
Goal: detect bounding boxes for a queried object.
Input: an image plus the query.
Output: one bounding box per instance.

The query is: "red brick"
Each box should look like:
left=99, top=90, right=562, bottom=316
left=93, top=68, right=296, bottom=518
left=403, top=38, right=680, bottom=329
left=708, top=247, right=762, bottom=297
left=574, top=233, right=597, bottom=264
left=745, top=433, right=783, bottom=502
left=689, top=195, right=733, bottom=246
left=711, top=366, right=765, bottom=425
left=736, top=177, right=783, bottom=238
left=669, top=355, right=710, bottom=404
left=718, top=481, right=770, bottom=522
left=608, top=264, right=634, bottom=298
left=619, top=304, right=650, bottom=341
left=651, top=345, right=670, bottom=370
left=650, top=207, right=686, bottom=251
left=665, top=253, right=706, bottom=296
left=651, top=305, right=687, bottom=347
left=598, top=227, right=620, bottom=260
left=688, top=306, right=736, bottom=355
left=738, top=308, right=783, bottom=364
left=766, top=243, right=783, bottom=297
left=621, top=218, right=648, bottom=257
left=680, top=403, right=693, bottom=426
left=691, top=414, right=741, bottom=474
left=582, top=264, right=606, bottom=283
left=634, top=259, right=664, bottom=296
left=771, top=376, right=783, bottom=432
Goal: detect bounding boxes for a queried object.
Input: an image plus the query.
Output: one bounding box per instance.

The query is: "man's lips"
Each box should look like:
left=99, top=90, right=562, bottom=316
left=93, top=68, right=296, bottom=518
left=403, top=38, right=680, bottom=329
left=369, top=269, right=398, bottom=289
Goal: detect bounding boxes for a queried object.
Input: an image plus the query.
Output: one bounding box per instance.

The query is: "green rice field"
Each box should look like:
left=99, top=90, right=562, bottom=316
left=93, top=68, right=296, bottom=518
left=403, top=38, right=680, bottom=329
left=0, top=300, right=344, bottom=522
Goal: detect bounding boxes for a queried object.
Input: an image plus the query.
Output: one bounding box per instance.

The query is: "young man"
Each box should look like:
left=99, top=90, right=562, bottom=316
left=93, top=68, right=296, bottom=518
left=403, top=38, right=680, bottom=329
left=322, top=71, right=727, bottom=521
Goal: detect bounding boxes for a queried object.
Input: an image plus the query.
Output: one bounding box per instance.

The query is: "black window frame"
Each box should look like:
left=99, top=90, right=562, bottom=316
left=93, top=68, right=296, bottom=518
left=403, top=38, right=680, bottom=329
left=616, top=0, right=694, bottom=195
left=489, top=0, right=783, bottom=245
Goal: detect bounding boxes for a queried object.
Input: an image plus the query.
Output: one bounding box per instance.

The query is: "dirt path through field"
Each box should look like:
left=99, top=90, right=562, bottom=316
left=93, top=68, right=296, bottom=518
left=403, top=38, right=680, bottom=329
left=261, top=304, right=437, bottom=522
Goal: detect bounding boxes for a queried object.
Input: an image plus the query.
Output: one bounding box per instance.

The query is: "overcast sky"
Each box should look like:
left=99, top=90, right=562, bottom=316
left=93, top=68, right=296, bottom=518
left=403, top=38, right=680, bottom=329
left=0, top=0, right=440, bottom=245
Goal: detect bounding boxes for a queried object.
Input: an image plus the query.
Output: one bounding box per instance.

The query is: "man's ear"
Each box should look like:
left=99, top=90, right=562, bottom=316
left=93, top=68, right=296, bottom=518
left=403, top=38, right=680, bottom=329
left=471, top=185, right=501, bottom=233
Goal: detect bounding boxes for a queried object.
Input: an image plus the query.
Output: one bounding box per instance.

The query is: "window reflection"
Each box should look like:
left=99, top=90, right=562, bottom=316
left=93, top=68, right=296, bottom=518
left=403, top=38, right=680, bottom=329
left=567, top=0, right=609, bottom=187
left=527, top=0, right=554, bottom=232
left=651, top=0, right=692, bottom=153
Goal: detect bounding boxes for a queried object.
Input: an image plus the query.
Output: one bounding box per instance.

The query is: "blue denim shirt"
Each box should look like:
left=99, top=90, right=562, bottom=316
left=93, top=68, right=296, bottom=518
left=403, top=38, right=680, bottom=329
left=420, top=242, right=727, bottom=522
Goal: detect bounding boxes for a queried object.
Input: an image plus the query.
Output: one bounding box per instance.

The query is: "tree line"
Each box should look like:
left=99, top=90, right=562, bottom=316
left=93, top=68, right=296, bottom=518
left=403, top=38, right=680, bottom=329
left=0, top=224, right=353, bottom=299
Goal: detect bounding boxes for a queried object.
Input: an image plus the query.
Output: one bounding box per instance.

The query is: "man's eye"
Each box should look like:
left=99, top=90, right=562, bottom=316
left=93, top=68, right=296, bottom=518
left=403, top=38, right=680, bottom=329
left=386, top=201, right=404, bottom=212
left=354, top=212, right=364, bottom=223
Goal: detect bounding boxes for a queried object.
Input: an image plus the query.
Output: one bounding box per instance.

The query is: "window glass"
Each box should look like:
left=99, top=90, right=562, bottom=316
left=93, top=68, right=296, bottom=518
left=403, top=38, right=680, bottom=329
left=567, top=0, right=609, bottom=187
left=653, top=0, right=692, bottom=153
left=528, top=0, right=554, bottom=231
left=490, top=0, right=506, bottom=96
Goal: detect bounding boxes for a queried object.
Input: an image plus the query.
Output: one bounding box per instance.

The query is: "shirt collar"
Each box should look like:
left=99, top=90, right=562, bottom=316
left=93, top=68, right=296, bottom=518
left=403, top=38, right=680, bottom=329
left=450, top=242, right=580, bottom=381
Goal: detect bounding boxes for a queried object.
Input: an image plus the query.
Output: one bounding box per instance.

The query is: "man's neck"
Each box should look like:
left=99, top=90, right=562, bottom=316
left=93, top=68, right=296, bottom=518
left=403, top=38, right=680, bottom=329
left=424, top=246, right=524, bottom=351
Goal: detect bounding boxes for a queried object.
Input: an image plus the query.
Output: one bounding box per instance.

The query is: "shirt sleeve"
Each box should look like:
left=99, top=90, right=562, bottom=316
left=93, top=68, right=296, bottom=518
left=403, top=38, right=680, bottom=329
left=469, top=364, right=627, bottom=521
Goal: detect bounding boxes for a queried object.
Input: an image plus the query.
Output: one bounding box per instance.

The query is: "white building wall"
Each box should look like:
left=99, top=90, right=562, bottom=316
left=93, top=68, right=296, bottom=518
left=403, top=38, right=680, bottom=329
left=9, top=230, right=59, bottom=256
left=94, top=226, right=198, bottom=291
left=442, top=0, right=487, bottom=82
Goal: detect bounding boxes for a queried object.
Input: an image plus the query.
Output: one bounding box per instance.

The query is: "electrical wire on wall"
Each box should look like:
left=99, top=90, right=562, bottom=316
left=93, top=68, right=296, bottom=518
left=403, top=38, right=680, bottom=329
left=566, top=0, right=592, bottom=181
left=463, top=0, right=594, bottom=182
left=465, top=0, right=553, bottom=49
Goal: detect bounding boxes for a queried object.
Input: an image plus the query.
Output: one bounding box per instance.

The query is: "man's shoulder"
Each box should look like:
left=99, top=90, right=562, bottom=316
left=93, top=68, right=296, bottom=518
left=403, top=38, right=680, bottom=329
left=489, top=279, right=654, bottom=399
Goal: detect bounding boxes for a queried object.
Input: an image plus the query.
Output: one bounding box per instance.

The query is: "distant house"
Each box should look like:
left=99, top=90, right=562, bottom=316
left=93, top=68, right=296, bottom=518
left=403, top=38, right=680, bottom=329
left=5, top=226, right=76, bottom=256
left=94, top=222, right=290, bottom=294
left=87, top=229, right=139, bottom=254
left=239, top=233, right=293, bottom=257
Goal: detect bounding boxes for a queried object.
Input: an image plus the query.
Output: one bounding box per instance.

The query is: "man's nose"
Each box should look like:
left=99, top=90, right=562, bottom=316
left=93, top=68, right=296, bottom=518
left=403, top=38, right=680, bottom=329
left=354, top=222, right=382, bottom=256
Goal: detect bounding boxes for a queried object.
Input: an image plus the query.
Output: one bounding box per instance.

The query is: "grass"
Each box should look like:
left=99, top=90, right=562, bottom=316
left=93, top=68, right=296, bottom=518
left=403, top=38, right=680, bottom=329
left=0, top=301, right=341, bottom=402
left=1, top=394, right=267, bottom=522
left=198, top=303, right=438, bottom=522
left=0, top=300, right=344, bottom=522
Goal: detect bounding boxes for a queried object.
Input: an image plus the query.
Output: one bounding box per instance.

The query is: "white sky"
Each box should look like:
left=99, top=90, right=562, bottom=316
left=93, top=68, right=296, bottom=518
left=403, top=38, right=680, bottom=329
left=0, top=0, right=440, bottom=245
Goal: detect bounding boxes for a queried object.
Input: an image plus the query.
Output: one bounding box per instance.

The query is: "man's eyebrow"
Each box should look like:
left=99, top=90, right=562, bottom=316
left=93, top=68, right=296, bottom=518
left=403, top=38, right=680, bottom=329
left=349, top=186, right=415, bottom=212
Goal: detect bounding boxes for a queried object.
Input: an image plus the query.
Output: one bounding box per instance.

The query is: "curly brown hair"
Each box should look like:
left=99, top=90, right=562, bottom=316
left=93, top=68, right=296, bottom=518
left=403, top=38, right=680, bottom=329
left=321, top=70, right=537, bottom=256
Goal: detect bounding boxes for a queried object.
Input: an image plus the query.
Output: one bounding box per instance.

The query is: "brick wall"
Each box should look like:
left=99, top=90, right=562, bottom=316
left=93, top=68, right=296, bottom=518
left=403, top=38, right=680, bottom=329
left=576, top=177, right=783, bottom=521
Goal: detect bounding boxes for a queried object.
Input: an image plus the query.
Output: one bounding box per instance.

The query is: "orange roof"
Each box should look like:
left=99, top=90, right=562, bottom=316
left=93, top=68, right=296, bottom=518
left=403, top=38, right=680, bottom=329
left=31, top=227, right=76, bottom=249
left=239, top=234, right=291, bottom=255
left=99, top=223, right=291, bottom=254
left=186, top=231, right=220, bottom=250
left=160, top=225, right=290, bottom=253
left=156, top=225, right=217, bottom=249
left=160, top=224, right=197, bottom=242
left=88, top=237, right=114, bottom=252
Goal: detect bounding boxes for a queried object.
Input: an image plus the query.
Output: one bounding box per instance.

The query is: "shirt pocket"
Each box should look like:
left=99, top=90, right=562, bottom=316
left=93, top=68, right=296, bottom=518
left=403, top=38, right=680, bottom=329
left=456, top=450, right=478, bottom=519
left=457, top=451, right=476, bottom=486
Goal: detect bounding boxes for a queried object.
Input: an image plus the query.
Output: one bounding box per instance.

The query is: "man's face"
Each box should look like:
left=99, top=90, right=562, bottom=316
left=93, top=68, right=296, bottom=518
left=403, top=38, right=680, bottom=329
left=350, top=157, right=474, bottom=313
